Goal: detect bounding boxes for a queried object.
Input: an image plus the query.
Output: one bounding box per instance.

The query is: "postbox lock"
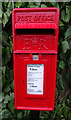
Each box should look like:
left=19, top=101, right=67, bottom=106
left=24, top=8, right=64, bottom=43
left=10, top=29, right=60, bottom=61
left=32, top=54, right=39, bottom=60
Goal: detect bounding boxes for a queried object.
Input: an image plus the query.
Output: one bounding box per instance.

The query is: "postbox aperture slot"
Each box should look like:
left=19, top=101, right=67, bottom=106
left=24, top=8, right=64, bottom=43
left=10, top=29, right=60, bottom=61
left=16, top=29, right=55, bottom=35
left=15, top=29, right=56, bottom=51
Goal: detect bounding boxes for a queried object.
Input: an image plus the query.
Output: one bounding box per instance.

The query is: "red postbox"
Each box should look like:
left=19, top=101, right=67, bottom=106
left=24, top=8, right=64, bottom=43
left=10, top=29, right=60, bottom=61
left=12, top=8, right=59, bottom=111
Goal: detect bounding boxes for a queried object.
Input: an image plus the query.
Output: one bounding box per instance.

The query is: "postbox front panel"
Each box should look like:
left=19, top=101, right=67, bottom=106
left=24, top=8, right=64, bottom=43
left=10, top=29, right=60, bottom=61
left=12, top=8, right=59, bottom=111
left=14, top=54, right=57, bottom=110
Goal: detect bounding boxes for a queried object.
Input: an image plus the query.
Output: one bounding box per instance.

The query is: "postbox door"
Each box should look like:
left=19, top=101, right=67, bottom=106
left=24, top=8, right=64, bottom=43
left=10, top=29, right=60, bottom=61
left=14, top=53, right=57, bottom=110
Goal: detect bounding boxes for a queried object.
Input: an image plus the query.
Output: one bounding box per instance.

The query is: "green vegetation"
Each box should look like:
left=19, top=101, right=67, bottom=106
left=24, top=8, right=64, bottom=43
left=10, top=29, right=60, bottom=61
left=1, top=2, right=71, bottom=120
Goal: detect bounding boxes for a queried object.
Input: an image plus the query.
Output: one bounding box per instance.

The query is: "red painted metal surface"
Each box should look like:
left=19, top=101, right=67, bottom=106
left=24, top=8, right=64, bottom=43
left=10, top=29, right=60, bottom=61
left=12, top=8, right=59, bottom=111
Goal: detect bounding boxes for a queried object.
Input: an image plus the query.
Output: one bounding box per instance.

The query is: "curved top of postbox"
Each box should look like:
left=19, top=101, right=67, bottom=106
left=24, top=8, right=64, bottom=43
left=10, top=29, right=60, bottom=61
left=12, top=7, right=59, bottom=29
